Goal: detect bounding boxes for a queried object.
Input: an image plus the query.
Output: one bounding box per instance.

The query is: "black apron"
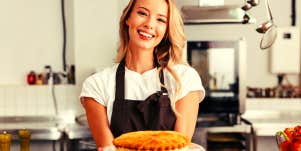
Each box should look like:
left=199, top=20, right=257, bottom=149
left=110, top=60, right=176, bottom=137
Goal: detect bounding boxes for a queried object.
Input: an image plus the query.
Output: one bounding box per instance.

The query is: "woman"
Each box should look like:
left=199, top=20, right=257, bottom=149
left=80, top=0, right=205, bottom=149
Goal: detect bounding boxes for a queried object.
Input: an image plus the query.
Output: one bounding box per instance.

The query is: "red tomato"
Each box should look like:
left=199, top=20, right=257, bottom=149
left=293, top=137, right=301, bottom=144
left=291, top=141, right=301, bottom=151
left=285, top=128, right=295, bottom=141
left=280, top=126, right=301, bottom=151
left=294, top=126, right=301, bottom=136
left=280, top=140, right=291, bottom=151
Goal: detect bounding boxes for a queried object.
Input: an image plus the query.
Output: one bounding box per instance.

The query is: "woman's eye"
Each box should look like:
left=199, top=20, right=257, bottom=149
left=157, top=18, right=166, bottom=23
left=137, top=11, right=147, bottom=16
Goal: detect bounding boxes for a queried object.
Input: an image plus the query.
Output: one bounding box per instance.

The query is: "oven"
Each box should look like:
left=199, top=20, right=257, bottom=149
left=187, top=38, right=247, bottom=125
left=185, top=36, right=252, bottom=150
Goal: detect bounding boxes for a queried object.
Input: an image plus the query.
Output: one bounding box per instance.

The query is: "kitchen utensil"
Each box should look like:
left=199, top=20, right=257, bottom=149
left=260, top=25, right=277, bottom=49
left=241, top=2, right=252, bottom=11
left=241, top=0, right=254, bottom=24
left=256, top=0, right=277, bottom=49
left=242, top=0, right=259, bottom=11
left=242, top=13, right=250, bottom=24
left=247, top=0, right=260, bottom=6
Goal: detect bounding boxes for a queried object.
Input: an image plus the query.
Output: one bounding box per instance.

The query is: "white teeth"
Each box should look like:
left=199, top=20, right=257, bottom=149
left=139, top=31, right=154, bottom=38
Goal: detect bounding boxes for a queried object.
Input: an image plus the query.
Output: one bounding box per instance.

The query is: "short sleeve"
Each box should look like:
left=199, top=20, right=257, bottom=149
left=178, top=66, right=205, bottom=102
left=80, top=74, right=107, bottom=106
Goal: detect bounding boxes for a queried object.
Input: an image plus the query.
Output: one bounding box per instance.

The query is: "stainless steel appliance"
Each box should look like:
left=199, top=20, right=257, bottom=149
left=187, top=38, right=246, bottom=123
left=180, top=0, right=258, bottom=24
left=186, top=38, right=252, bottom=150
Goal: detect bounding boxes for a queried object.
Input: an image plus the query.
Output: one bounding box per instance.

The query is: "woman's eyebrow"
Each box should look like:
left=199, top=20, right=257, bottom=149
left=137, top=6, right=149, bottom=12
left=138, top=6, right=167, bottom=18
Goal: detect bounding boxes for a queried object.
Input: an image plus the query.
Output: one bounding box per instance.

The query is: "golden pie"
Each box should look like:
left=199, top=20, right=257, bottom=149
left=113, top=131, right=190, bottom=151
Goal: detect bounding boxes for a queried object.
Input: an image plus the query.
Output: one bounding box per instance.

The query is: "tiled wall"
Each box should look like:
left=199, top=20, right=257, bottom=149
left=0, top=85, right=83, bottom=117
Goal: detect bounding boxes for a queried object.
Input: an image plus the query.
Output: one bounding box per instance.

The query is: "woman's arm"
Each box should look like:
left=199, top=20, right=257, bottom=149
left=81, top=97, right=114, bottom=148
left=174, top=90, right=204, bottom=139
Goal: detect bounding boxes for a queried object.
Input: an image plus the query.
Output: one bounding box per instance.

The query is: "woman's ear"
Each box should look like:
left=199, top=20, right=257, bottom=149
left=125, top=19, right=129, bottom=26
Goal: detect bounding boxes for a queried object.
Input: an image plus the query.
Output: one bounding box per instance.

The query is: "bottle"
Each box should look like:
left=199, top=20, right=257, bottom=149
left=18, top=129, right=31, bottom=151
left=0, top=131, right=12, bottom=151
left=26, top=71, right=36, bottom=85
left=36, top=74, right=44, bottom=85
left=67, top=64, right=76, bottom=84
left=209, top=72, right=217, bottom=90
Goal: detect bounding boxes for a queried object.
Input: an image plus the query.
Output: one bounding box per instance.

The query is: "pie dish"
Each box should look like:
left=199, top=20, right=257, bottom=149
left=113, top=131, right=190, bottom=151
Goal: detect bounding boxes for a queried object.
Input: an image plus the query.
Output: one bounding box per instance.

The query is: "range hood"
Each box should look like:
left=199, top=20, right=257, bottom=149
left=181, top=5, right=255, bottom=24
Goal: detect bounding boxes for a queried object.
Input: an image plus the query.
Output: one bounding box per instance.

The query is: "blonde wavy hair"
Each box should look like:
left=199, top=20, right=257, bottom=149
left=115, top=0, right=186, bottom=115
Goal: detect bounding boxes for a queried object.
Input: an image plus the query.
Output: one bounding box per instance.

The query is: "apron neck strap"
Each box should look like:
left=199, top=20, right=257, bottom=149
left=115, top=59, right=167, bottom=100
left=159, top=69, right=167, bottom=93
left=115, top=59, right=126, bottom=101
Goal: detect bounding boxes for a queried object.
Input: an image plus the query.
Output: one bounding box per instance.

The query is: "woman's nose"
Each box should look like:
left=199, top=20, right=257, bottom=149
left=144, top=17, right=155, bottom=29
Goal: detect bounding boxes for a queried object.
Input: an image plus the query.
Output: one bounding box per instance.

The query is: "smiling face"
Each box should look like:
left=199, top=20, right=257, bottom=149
left=125, top=0, right=169, bottom=52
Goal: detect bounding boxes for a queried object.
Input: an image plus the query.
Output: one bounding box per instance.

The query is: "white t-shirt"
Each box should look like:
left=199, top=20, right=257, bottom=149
left=80, top=63, right=205, bottom=124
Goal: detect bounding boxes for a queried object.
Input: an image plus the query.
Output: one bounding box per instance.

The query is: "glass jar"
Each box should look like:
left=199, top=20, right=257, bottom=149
left=18, top=129, right=31, bottom=151
left=0, top=131, right=12, bottom=151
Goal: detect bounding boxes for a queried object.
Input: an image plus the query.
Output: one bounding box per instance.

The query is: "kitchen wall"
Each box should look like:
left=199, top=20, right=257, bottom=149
left=0, top=0, right=65, bottom=85
left=0, top=85, right=81, bottom=116
left=0, top=0, right=120, bottom=116
left=73, top=0, right=119, bottom=85
left=0, top=0, right=120, bottom=85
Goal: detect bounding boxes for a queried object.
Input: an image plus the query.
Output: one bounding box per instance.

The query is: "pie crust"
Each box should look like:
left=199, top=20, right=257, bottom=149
left=113, top=131, right=190, bottom=151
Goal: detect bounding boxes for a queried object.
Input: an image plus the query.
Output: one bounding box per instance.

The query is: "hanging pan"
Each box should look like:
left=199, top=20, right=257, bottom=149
left=256, top=0, right=277, bottom=49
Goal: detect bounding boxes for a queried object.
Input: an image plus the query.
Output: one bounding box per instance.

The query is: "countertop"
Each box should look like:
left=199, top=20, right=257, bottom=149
left=0, top=114, right=253, bottom=141
left=1, top=110, right=299, bottom=141
left=0, top=116, right=88, bottom=140
left=243, top=98, right=301, bottom=136
left=242, top=110, right=301, bottom=136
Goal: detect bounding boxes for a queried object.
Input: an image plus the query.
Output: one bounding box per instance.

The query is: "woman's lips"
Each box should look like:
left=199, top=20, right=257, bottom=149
left=138, top=30, right=155, bottom=40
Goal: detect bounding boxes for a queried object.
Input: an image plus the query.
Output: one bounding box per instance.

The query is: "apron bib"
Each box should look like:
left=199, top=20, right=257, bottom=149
left=110, top=60, right=176, bottom=137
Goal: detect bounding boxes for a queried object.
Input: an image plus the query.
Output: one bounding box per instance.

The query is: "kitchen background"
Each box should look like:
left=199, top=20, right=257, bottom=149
left=0, top=0, right=300, bottom=151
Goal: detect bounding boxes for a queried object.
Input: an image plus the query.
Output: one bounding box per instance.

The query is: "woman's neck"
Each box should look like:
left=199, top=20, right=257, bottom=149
left=125, top=48, right=155, bottom=74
